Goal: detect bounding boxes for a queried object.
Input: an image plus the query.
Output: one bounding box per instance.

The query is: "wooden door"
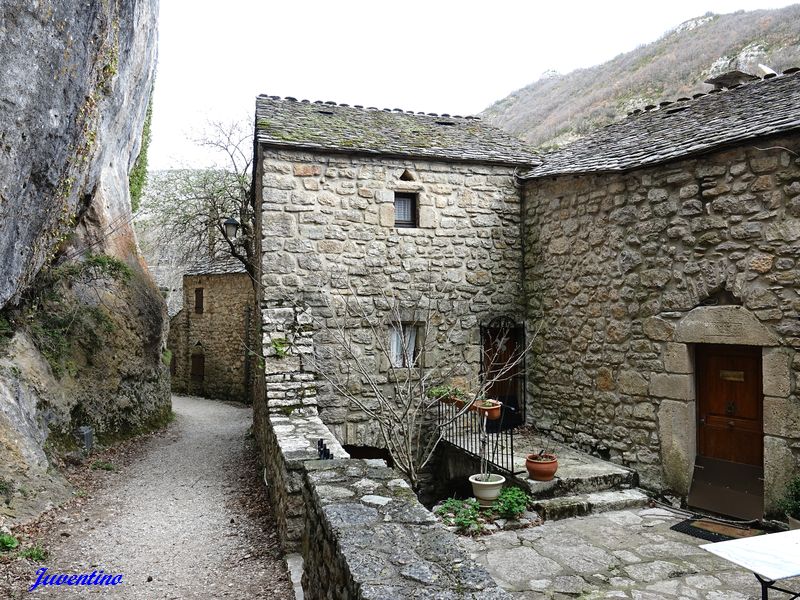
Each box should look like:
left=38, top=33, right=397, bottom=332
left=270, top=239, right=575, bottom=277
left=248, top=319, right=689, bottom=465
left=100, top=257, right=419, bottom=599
left=696, top=344, right=762, bottom=466
left=482, top=323, right=524, bottom=428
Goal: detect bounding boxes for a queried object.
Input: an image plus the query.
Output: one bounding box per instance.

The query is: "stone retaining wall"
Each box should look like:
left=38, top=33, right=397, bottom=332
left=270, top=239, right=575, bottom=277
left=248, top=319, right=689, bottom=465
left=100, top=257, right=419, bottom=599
left=254, top=399, right=506, bottom=597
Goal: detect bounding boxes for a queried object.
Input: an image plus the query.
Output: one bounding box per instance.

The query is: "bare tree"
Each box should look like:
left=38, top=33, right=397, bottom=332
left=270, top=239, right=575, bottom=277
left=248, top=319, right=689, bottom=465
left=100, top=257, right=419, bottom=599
left=136, top=120, right=256, bottom=279
left=287, top=285, right=538, bottom=491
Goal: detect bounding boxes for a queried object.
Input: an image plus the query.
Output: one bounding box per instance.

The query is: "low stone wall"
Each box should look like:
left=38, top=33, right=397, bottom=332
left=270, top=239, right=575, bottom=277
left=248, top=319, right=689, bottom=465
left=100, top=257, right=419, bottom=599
left=255, top=400, right=507, bottom=598
left=257, top=407, right=346, bottom=551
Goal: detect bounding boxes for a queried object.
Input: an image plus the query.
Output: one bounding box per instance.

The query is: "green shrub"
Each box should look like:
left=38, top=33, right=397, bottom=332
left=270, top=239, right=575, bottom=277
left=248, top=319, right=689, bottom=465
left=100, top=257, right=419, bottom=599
left=0, top=534, right=19, bottom=551
left=778, top=476, right=800, bottom=519
left=492, top=487, right=530, bottom=519
left=435, top=497, right=482, bottom=534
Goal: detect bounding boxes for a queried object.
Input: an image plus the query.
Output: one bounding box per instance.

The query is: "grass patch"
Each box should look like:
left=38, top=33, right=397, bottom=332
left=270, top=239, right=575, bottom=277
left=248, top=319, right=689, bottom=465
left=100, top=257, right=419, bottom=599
left=18, top=545, right=47, bottom=561
left=90, top=460, right=116, bottom=472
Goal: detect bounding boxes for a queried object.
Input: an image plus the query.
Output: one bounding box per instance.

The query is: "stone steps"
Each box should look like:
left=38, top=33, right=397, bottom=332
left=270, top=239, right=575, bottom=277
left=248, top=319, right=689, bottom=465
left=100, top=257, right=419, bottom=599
left=512, top=435, right=649, bottom=521
left=531, top=488, right=650, bottom=521
left=523, top=466, right=637, bottom=499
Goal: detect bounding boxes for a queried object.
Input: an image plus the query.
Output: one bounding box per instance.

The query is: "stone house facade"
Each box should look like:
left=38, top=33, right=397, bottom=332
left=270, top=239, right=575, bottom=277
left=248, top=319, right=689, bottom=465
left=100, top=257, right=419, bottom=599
left=254, top=97, right=537, bottom=447
left=253, top=70, right=800, bottom=517
left=169, top=258, right=256, bottom=402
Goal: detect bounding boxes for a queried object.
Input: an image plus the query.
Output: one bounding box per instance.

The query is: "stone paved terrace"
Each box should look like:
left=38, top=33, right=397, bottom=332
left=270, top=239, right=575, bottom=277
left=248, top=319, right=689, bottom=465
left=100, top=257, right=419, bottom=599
left=456, top=507, right=800, bottom=599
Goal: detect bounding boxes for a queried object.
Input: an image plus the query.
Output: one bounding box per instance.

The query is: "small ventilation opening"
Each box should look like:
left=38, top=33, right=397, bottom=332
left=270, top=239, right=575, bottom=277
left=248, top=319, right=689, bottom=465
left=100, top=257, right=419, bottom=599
left=317, top=110, right=334, bottom=116
left=399, top=169, right=416, bottom=181
left=435, top=120, right=456, bottom=126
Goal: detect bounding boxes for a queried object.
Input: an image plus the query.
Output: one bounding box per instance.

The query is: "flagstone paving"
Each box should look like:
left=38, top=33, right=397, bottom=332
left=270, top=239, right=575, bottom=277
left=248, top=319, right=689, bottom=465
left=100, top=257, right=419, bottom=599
left=456, top=507, right=800, bottom=599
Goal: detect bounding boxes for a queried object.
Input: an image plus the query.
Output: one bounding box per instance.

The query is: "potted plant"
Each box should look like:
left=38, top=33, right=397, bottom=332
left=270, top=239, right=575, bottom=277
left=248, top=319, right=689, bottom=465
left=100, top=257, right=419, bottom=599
left=469, top=472, right=505, bottom=507
left=778, top=476, right=800, bottom=530
left=469, top=396, right=506, bottom=505
left=428, top=384, right=466, bottom=407
left=474, top=398, right=502, bottom=421
left=526, top=448, right=558, bottom=482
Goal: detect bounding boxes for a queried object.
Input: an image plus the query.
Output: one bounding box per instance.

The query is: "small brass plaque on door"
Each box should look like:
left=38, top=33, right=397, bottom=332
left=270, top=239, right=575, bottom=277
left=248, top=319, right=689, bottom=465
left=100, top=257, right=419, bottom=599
left=720, top=370, right=745, bottom=382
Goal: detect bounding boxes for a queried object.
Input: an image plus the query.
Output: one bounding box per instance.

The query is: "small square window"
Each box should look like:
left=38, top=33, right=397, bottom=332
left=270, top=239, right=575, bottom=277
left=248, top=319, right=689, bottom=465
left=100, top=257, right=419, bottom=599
left=394, top=192, right=418, bottom=228
left=389, top=323, right=420, bottom=367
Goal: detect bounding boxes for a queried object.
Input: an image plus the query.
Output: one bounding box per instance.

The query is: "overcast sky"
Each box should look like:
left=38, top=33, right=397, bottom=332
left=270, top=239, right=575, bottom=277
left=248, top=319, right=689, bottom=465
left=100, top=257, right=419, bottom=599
left=148, top=0, right=794, bottom=170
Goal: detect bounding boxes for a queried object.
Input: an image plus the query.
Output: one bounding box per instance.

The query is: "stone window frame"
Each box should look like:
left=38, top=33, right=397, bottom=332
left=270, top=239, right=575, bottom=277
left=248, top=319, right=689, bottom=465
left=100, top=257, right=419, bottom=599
left=389, top=321, right=421, bottom=368
left=393, top=192, right=418, bottom=228
left=194, top=287, right=204, bottom=314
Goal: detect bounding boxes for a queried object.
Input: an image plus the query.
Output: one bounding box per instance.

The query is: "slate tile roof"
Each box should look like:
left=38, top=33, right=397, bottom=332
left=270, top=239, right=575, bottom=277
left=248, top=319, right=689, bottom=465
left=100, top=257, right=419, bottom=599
left=522, top=69, right=800, bottom=179
left=255, top=95, right=540, bottom=167
left=185, top=255, right=247, bottom=277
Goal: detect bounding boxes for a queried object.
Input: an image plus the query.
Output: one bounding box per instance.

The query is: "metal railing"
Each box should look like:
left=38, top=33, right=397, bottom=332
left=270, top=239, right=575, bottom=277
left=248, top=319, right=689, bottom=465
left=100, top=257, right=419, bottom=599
left=437, top=401, right=521, bottom=475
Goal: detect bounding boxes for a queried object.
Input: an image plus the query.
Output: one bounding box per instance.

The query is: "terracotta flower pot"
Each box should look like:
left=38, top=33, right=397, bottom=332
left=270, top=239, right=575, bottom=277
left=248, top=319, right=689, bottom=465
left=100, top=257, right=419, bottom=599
left=475, top=401, right=502, bottom=421
left=439, top=395, right=456, bottom=405
left=526, top=453, right=558, bottom=481
left=788, top=515, right=800, bottom=530
left=469, top=473, right=505, bottom=507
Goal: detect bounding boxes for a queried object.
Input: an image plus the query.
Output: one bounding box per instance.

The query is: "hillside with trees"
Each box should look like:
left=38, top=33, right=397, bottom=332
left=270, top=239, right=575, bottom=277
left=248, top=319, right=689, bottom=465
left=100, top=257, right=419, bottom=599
left=482, top=5, right=800, bottom=149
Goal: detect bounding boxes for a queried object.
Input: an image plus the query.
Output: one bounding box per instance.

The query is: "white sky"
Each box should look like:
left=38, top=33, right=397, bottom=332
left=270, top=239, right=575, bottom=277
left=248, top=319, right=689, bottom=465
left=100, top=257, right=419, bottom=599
left=149, top=0, right=795, bottom=170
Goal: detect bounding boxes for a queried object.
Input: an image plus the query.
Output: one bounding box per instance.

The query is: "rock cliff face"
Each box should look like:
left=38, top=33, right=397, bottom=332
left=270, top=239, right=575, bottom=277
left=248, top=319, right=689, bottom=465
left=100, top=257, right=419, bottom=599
left=0, top=0, right=169, bottom=524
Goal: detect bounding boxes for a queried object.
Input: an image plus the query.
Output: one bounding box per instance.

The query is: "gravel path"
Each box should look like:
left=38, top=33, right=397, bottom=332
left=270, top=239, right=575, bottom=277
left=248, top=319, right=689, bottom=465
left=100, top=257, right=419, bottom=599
left=14, top=395, right=292, bottom=599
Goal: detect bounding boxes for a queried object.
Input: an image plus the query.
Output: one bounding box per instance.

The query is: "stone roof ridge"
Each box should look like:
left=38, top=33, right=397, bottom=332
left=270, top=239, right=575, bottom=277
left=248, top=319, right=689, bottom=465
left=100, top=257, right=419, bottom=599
left=254, top=93, right=481, bottom=120
left=625, top=67, right=800, bottom=117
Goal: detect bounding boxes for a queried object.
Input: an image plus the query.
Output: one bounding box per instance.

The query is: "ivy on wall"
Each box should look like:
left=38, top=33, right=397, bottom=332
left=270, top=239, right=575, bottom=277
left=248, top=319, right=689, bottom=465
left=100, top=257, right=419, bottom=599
left=129, top=95, right=153, bottom=212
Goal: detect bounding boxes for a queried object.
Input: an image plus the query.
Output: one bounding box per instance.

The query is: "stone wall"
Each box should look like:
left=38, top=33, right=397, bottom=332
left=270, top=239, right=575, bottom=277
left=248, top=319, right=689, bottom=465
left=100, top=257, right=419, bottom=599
left=523, top=135, right=800, bottom=509
left=259, top=147, right=525, bottom=447
left=252, top=394, right=507, bottom=598
left=169, top=272, right=255, bottom=402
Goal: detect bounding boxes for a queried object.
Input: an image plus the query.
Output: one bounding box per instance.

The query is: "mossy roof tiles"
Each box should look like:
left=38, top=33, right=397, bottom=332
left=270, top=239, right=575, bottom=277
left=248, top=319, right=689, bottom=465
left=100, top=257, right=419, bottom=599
left=522, top=70, right=800, bottom=179
left=255, top=95, right=540, bottom=166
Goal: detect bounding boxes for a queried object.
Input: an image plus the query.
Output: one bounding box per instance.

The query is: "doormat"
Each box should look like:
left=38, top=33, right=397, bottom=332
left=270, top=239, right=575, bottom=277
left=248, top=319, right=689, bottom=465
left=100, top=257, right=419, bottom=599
left=670, top=518, right=765, bottom=543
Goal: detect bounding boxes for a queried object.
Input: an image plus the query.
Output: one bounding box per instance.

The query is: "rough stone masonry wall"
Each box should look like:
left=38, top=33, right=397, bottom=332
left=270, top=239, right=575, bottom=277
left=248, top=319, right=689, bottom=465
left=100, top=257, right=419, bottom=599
left=259, top=147, right=524, bottom=447
left=169, top=272, right=254, bottom=402
left=523, top=135, right=800, bottom=504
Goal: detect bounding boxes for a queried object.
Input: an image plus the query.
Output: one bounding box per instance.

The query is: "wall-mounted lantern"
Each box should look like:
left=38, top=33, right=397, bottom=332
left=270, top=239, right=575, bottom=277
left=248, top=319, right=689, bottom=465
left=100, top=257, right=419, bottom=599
left=223, top=217, right=240, bottom=240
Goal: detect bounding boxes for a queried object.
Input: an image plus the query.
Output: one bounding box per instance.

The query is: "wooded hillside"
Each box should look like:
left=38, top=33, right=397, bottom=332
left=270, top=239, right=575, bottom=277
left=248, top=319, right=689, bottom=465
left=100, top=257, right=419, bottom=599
left=482, top=5, right=800, bottom=149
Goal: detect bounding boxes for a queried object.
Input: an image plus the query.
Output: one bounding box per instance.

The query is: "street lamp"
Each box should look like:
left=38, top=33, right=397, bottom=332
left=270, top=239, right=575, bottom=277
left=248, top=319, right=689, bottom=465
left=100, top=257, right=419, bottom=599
left=223, top=217, right=240, bottom=240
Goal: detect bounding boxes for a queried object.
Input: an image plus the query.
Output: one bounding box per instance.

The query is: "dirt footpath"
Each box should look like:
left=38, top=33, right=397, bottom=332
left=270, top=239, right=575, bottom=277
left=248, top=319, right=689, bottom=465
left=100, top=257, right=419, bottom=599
left=3, top=395, right=293, bottom=599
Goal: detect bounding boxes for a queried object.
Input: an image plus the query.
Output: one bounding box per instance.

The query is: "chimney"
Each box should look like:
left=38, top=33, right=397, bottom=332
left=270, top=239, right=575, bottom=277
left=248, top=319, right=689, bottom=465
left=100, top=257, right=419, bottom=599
left=704, top=70, right=759, bottom=90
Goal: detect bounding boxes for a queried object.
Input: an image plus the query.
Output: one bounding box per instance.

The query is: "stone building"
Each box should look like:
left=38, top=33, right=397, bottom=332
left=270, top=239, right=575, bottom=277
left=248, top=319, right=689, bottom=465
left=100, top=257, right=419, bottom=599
left=253, top=70, right=800, bottom=518
left=169, top=257, right=256, bottom=402
left=520, top=70, right=800, bottom=517
left=254, top=96, right=538, bottom=448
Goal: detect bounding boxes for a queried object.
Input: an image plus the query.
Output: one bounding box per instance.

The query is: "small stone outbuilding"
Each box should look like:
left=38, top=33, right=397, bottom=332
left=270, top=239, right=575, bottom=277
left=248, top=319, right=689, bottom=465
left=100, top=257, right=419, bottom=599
left=169, top=257, right=256, bottom=402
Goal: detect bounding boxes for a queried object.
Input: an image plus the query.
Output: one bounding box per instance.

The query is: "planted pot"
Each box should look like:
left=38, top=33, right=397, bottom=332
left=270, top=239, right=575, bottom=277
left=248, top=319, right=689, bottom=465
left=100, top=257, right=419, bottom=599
left=526, top=453, right=558, bottom=481
left=474, top=400, right=502, bottom=421
left=469, top=473, right=505, bottom=507
left=788, top=515, right=800, bottom=530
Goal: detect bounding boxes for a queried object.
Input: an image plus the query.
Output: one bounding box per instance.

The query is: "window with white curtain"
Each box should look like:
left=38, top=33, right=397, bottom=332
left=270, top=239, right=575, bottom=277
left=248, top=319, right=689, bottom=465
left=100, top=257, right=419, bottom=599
left=389, top=323, right=418, bottom=367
